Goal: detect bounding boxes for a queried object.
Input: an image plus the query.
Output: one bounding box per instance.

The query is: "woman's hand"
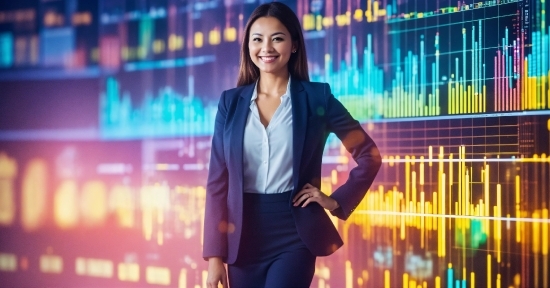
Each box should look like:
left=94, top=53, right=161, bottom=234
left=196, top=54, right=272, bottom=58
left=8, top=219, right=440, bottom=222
left=206, top=257, right=228, bottom=288
left=292, top=183, right=340, bottom=211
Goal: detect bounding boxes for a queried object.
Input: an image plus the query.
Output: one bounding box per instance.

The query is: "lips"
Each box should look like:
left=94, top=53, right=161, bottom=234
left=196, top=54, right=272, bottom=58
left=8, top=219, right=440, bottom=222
left=259, top=56, right=278, bottom=63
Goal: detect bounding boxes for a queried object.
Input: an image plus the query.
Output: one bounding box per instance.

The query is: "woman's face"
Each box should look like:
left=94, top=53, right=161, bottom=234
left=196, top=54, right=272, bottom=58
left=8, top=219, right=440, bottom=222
left=248, top=16, right=295, bottom=77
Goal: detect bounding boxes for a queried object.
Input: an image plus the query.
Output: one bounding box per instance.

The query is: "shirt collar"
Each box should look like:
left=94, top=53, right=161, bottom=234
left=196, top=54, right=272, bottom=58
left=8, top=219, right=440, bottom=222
left=250, top=76, right=292, bottom=103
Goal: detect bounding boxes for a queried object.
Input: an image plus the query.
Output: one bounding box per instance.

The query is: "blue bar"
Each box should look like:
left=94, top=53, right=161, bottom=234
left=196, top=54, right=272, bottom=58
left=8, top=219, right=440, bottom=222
left=447, top=267, right=454, bottom=288
left=0, top=32, right=13, bottom=67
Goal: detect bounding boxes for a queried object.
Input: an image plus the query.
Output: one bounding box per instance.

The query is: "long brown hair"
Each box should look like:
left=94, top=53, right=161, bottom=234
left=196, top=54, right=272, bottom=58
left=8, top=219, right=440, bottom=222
left=236, top=2, right=309, bottom=86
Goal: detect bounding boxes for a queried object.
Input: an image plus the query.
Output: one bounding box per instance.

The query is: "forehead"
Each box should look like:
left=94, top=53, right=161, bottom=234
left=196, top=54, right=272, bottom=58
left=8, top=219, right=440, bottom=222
left=249, top=17, right=290, bottom=34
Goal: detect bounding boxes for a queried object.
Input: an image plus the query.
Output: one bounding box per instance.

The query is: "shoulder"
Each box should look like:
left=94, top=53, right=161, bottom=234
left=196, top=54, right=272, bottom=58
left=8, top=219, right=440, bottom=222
left=295, top=80, right=332, bottom=105
left=221, top=85, right=246, bottom=99
left=218, top=83, right=255, bottom=106
left=298, top=80, right=330, bottom=93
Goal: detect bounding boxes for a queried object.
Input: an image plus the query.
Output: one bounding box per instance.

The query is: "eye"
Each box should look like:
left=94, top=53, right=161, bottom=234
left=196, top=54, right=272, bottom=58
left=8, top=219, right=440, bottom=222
left=272, top=37, right=284, bottom=42
left=251, top=37, right=262, bottom=42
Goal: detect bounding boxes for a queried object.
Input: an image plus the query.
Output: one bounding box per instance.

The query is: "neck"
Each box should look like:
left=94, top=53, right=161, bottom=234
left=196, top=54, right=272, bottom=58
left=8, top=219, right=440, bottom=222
left=257, top=71, right=290, bottom=96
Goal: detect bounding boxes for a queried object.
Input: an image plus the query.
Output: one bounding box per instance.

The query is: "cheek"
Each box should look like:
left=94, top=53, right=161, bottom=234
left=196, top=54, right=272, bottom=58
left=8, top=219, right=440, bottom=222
left=248, top=45, right=258, bottom=57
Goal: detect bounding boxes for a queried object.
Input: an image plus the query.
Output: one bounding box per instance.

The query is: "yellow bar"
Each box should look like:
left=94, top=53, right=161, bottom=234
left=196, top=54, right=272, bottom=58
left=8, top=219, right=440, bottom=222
left=515, top=175, right=521, bottom=243
left=420, top=157, right=425, bottom=185
left=531, top=77, right=537, bottom=109
left=465, top=170, right=470, bottom=215
left=439, top=174, right=446, bottom=257
left=118, top=263, right=139, bottom=282
left=543, top=209, right=549, bottom=255
left=178, top=268, right=187, bottom=288
left=471, top=272, right=475, bottom=288
left=403, top=273, right=409, bottom=288
left=302, top=14, right=315, bottom=30
left=412, top=171, right=417, bottom=210
left=521, top=58, right=529, bottom=110
left=316, top=15, right=323, bottom=31
left=459, top=83, right=463, bottom=114
left=544, top=209, right=549, bottom=288
left=385, top=270, right=390, bottom=288
left=473, top=93, right=477, bottom=113
left=447, top=79, right=455, bottom=114
left=421, top=191, right=425, bottom=248
left=0, top=253, right=17, bottom=272
left=146, top=266, right=170, bottom=285
left=468, top=85, right=473, bottom=113
left=461, top=146, right=466, bottom=216
left=429, top=146, right=433, bottom=167
left=40, top=255, right=63, bottom=274
left=482, top=85, right=486, bottom=112
left=435, top=276, right=441, bottom=288
left=406, top=156, right=411, bottom=207
left=193, top=32, right=203, bottom=48
left=543, top=68, right=547, bottom=108
left=448, top=153, right=453, bottom=229
left=365, top=0, right=373, bottom=22
left=533, top=210, right=541, bottom=253
left=345, top=261, right=353, bottom=288
left=487, top=254, right=492, bottom=288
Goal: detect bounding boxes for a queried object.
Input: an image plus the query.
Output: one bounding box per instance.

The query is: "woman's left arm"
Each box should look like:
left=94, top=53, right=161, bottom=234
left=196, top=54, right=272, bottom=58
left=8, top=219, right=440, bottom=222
left=322, top=83, right=382, bottom=220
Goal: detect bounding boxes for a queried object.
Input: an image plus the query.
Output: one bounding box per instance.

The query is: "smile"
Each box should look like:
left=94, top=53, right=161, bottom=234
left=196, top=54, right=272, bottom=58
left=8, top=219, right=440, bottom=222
left=259, top=56, right=278, bottom=63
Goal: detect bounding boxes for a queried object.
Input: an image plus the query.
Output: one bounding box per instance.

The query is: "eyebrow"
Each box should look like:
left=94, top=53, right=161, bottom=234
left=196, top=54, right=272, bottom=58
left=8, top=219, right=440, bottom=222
left=251, top=32, right=287, bottom=37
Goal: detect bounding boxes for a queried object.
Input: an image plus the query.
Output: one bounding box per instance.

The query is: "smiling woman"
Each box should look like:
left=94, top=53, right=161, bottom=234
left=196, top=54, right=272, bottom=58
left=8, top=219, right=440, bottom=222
left=248, top=17, right=295, bottom=78
left=203, top=2, right=381, bottom=288
left=236, top=2, right=309, bottom=87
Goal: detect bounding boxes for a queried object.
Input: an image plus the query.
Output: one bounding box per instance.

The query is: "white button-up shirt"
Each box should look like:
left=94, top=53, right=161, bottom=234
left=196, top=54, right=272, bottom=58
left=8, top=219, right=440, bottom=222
left=242, top=79, right=294, bottom=194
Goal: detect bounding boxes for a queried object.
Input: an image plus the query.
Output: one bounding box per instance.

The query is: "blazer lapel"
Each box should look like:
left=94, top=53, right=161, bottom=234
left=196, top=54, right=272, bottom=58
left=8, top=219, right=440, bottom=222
left=290, top=79, right=308, bottom=195
left=231, top=83, right=255, bottom=192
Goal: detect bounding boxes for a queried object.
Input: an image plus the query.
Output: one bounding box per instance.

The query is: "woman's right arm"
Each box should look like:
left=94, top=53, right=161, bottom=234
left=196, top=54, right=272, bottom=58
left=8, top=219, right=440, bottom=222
left=203, top=91, right=230, bottom=284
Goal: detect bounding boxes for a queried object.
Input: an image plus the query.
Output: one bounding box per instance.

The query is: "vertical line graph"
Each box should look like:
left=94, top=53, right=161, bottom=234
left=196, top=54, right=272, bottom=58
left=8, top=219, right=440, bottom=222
left=318, top=116, right=550, bottom=288
left=100, top=76, right=217, bottom=139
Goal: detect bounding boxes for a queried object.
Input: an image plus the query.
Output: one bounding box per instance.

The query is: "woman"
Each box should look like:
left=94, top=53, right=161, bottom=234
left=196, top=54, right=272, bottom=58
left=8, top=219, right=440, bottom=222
left=203, top=2, right=381, bottom=287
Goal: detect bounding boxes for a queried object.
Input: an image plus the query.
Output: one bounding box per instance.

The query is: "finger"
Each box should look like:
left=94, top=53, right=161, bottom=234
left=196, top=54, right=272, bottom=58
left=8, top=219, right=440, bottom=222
left=293, top=190, right=311, bottom=202
left=301, top=197, right=316, bottom=207
left=293, top=193, right=310, bottom=206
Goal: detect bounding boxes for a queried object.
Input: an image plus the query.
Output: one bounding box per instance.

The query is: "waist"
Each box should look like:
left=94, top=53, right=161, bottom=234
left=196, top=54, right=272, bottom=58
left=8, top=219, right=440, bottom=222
left=243, top=191, right=292, bottom=213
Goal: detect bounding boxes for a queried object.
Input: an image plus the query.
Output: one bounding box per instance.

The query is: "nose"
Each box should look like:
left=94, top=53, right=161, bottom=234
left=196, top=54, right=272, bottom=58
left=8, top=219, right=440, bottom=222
left=261, top=40, right=274, bottom=53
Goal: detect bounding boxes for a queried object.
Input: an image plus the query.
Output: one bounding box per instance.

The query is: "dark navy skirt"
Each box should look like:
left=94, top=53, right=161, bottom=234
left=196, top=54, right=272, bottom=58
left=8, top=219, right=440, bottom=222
left=229, top=191, right=316, bottom=287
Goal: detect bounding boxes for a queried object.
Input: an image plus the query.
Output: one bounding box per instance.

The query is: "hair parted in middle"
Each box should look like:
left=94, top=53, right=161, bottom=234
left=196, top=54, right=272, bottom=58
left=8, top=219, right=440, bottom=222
left=236, top=1, right=310, bottom=86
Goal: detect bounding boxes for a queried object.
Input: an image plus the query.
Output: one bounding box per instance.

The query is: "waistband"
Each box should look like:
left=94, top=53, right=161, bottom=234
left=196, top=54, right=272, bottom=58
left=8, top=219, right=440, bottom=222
left=243, top=191, right=292, bottom=203
left=243, top=191, right=293, bottom=213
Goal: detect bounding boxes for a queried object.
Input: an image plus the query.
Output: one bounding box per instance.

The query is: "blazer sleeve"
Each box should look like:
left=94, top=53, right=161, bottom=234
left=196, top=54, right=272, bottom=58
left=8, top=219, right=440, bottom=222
left=202, top=91, right=229, bottom=260
left=324, top=83, right=382, bottom=220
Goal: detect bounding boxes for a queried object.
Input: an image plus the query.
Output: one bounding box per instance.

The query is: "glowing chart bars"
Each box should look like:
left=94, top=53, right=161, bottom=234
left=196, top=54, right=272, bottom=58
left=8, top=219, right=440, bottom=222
left=494, top=2, right=549, bottom=112
left=448, top=21, right=487, bottom=114
left=100, top=77, right=216, bottom=139
left=346, top=145, right=550, bottom=288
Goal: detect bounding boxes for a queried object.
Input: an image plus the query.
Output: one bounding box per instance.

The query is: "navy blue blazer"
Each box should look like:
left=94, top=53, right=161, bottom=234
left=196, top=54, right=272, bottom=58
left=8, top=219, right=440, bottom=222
left=203, top=78, right=381, bottom=264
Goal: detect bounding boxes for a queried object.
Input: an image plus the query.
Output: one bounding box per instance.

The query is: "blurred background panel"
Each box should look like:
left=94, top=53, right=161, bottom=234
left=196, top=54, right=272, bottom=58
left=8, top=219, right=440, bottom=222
left=0, top=0, right=549, bottom=287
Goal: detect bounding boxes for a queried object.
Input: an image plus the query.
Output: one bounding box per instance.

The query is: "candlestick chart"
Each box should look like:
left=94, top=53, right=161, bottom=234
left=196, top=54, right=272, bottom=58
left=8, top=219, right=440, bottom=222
left=0, top=0, right=549, bottom=287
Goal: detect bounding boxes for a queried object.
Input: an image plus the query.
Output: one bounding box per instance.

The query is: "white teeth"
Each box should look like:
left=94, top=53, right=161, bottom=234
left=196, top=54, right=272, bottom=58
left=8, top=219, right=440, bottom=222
left=260, top=56, right=276, bottom=61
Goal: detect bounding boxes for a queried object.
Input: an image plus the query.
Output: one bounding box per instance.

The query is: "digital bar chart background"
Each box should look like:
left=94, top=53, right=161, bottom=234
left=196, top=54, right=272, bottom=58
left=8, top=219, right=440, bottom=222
left=0, top=0, right=549, bottom=287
